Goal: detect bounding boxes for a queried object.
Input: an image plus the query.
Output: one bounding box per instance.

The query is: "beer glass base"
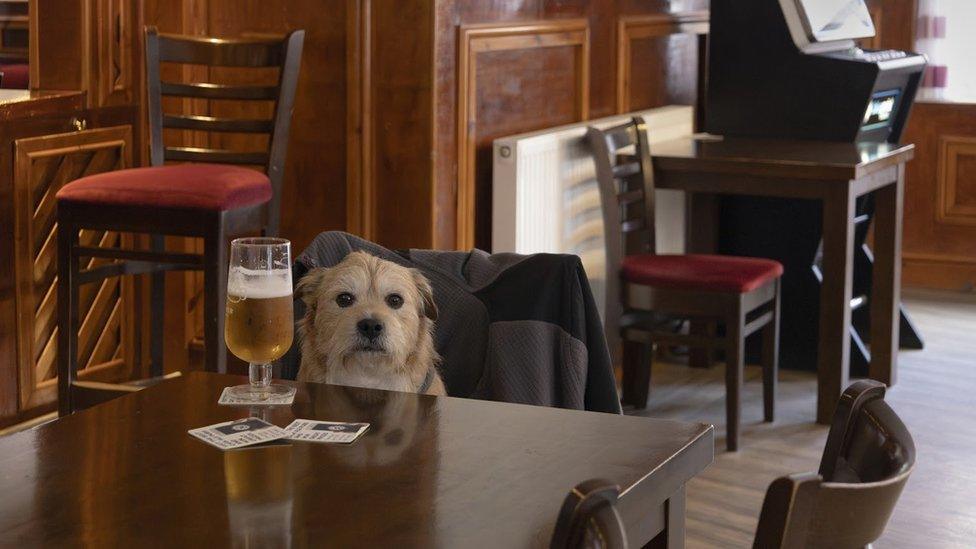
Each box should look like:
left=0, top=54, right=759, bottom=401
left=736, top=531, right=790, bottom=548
left=225, top=383, right=297, bottom=402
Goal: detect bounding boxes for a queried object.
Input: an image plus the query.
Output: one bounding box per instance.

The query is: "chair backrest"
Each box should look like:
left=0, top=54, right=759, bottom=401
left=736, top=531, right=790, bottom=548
left=551, top=479, right=628, bottom=549
left=754, top=380, right=915, bottom=548
left=585, top=116, right=656, bottom=364
left=144, top=26, right=305, bottom=234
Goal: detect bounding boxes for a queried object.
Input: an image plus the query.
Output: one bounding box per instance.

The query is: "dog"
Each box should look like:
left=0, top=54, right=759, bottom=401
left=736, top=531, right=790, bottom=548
left=296, top=251, right=446, bottom=395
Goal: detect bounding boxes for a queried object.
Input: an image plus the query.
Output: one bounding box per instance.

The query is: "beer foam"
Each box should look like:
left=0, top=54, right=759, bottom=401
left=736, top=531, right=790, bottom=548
left=227, top=267, right=292, bottom=298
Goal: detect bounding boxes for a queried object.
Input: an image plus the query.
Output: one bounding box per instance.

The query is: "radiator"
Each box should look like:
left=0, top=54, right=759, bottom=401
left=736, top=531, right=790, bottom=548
left=491, top=105, right=695, bottom=318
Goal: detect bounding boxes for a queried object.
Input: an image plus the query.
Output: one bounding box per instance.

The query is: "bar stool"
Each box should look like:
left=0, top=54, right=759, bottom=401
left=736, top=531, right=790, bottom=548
left=587, top=116, right=782, bottom=451
left=55, top=27, right=304, bottom=415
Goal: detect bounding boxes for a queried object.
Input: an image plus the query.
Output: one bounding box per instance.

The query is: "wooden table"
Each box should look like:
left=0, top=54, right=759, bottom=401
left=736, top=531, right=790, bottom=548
left=0, top=372, right=713, bottom=547
left=652, top=136, right=913, bottom=424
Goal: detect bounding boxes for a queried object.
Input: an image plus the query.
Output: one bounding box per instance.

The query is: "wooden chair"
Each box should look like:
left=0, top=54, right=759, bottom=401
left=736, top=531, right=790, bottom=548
left=551, top=382, right=913, bottom=549
left=551, top=479, right=628, bottom=549
left=587, top=116, right=783, bottom=451
left=754, top=380, right=915, bottom=548
left=55, top=27, right=305, bottom=415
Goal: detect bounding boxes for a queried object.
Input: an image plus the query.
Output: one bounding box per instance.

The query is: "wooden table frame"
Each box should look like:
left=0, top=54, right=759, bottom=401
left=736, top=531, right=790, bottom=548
left=652, top=137, right=912, bottom=424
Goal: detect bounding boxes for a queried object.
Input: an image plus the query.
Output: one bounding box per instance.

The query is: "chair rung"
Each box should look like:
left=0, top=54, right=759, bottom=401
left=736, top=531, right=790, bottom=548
left=163, top=114, right=273, bottom=133
left=160, top=81, right=279, bottom=100
left=78, top=260, right=204, bottom=285
left=604, top=125, right=636, bottom=151
left=74, top=246, right=205, bottom=265
left=158, top=33, right=284, bottom=67
left=164, top=146, right=269, bottom=165
left=624, top=329, right=720, bottom=349
left=621, top=219, right=645, bottom=233
left=612, top=162, right=641, bottom=178
left=743, top=310, right=774, bottom=337
left=617, top=190, right=643, bottom=205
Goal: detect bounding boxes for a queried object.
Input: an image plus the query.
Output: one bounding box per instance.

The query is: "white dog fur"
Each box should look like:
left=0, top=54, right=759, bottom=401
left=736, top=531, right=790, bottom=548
left=296, top=251, right=445, bottom=395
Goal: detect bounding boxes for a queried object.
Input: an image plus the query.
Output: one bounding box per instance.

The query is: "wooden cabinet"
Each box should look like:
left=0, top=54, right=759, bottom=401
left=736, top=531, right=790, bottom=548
left=0, top=95, right=137, bottom=426
left=13, top=124, right=135, bottom=412
left=30, top=0, right=141, bottom=107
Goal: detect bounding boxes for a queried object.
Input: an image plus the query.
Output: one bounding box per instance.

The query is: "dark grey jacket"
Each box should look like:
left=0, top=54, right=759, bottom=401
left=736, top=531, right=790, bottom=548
left=280, top=231, right=621, bottom=414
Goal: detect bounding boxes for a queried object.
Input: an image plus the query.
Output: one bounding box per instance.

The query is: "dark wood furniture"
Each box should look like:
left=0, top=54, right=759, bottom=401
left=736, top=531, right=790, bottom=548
left=0, top=90, right=138, bottom=428
left=551, top=479, right=628, bottom=549
left=652, top=136, right=912, bottom=424
left=0, top=372, right=713, bottom=547
left=55, top=28, right=304, bottom=415
left=754, top=380, right=915, bottom=547
left=588, top=117, right=781, bottom=451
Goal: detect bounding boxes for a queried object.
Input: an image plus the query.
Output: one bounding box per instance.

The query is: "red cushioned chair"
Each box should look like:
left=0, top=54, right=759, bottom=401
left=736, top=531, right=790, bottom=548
left=55, top=27, right=304, bottom=415
left=587, top=116, right=782, bottom=451
left=0, top=63, right=29, bottom=89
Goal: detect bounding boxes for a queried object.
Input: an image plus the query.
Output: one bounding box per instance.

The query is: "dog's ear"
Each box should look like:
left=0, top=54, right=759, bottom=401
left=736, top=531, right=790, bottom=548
left=411, top=269, right=438, bottom=322
left=296, top=267, right=331, bottom=311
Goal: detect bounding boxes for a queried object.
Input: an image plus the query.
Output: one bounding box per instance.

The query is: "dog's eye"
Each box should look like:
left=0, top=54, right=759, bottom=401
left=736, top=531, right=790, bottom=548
left=386, top=294, right=404, bottom=309
left=335, top=293, right=355, bottom=307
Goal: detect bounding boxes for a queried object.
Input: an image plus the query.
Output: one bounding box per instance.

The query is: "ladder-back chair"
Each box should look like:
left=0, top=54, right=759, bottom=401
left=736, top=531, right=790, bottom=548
left=587, top=116, right=783, bottom=450
left=55, top=27, right=305, bottom=415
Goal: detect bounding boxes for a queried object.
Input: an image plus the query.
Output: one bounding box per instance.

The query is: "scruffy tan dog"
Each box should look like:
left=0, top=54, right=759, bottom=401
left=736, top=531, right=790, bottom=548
left=296, top=251, right=445, bottom=395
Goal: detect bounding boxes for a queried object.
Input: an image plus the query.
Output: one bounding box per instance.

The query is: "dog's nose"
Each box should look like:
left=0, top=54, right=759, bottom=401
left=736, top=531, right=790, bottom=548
left=357, top=318, right=384, bottom=340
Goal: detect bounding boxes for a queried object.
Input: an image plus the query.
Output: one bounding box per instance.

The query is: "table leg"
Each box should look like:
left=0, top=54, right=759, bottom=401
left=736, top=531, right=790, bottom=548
left=666, top=487, right=686, bottom=549
left=646, top=486, right=687, bottom=549
left=686, top=192, right=718, bottom=253
left=869, top=169, right=904, bottom=386
left=687, top=193, right=718, bottom=369
left=817, top=186, right=855, bottom=425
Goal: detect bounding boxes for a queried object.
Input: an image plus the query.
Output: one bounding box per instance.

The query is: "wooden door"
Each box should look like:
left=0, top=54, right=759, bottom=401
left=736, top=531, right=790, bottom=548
left=12, top=125, right=136, bottom=411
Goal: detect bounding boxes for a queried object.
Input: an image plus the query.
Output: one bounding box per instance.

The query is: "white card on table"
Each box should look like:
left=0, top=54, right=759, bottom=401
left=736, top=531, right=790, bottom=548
left=284, top=419, right=370, bottom=444
left=218, top=387, right=295, bottom=406
left=188, top=417, right=288, bottom=450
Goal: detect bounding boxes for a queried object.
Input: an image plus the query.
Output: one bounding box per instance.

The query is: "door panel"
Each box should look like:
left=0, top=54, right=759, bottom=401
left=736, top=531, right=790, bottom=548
left=13, top=125, right=136, bottom=410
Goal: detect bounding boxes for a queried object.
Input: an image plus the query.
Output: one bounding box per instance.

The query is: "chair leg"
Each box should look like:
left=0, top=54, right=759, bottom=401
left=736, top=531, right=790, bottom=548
left=761, top=280, right=781, bottom=423
left=688, top=320, right=715, bottom=368
left=57, top=220, right=80, bottom=417
left=149, top=234, right=165, bottom=378
left=725, top=309, right=745, bottom=452
left=621, top=340, right=652, bottom=409
left=203, top=214, right=228, bottom=373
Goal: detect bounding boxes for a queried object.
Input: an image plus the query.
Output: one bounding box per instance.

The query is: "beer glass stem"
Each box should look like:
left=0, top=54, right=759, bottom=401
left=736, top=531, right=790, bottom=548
left=249, top=362, right=272, bottom=391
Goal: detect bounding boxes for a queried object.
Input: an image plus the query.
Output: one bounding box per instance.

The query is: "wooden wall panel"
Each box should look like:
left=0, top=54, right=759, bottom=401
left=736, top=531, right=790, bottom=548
left=902, top=102, right=976, bottom=291
left=616, top=13, right=707, bottom=114
left=205, top=0, right=350, bottom=253
left=13, top=125, right=135, bottom=410
left=936, top=136, right=976, bottom=226
left=457, top=20, right=589, bottom=250
left=369, top=0, right=434, bottom=250
left=433, top=0, right=709, bottom=251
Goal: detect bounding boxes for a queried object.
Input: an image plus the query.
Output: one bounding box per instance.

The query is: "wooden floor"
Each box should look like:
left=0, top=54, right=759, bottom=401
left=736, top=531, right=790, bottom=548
left=635, top=289, right=976, bottom=548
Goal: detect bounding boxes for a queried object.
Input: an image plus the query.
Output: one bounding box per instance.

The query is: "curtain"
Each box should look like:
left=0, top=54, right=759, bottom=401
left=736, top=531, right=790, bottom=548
left=916, top=0, right=948, bottom=99
left=916, top=0, right=976, bottom=102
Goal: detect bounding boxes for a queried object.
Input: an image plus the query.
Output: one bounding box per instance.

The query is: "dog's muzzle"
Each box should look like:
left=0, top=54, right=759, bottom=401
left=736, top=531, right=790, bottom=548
left=354, top=318, right=387, bottom=352
left=357, top=318, right=383, bottom=340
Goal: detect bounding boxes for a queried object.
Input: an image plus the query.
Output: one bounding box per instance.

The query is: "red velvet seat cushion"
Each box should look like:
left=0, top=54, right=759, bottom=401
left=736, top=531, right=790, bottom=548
left=56, top=164, right=271, bottom=211
left=621, top=254, right=783, bottom=293
left=0, top=64, right=28, bottom=89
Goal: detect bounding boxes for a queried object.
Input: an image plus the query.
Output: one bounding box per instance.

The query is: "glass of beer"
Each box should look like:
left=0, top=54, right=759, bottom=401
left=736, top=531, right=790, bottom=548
left=224, top=237, right=296, bottom=401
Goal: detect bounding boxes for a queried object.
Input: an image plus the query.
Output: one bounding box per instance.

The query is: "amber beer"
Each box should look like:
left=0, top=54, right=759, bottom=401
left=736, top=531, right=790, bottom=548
left=225, top=271, right=294, bottom=364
